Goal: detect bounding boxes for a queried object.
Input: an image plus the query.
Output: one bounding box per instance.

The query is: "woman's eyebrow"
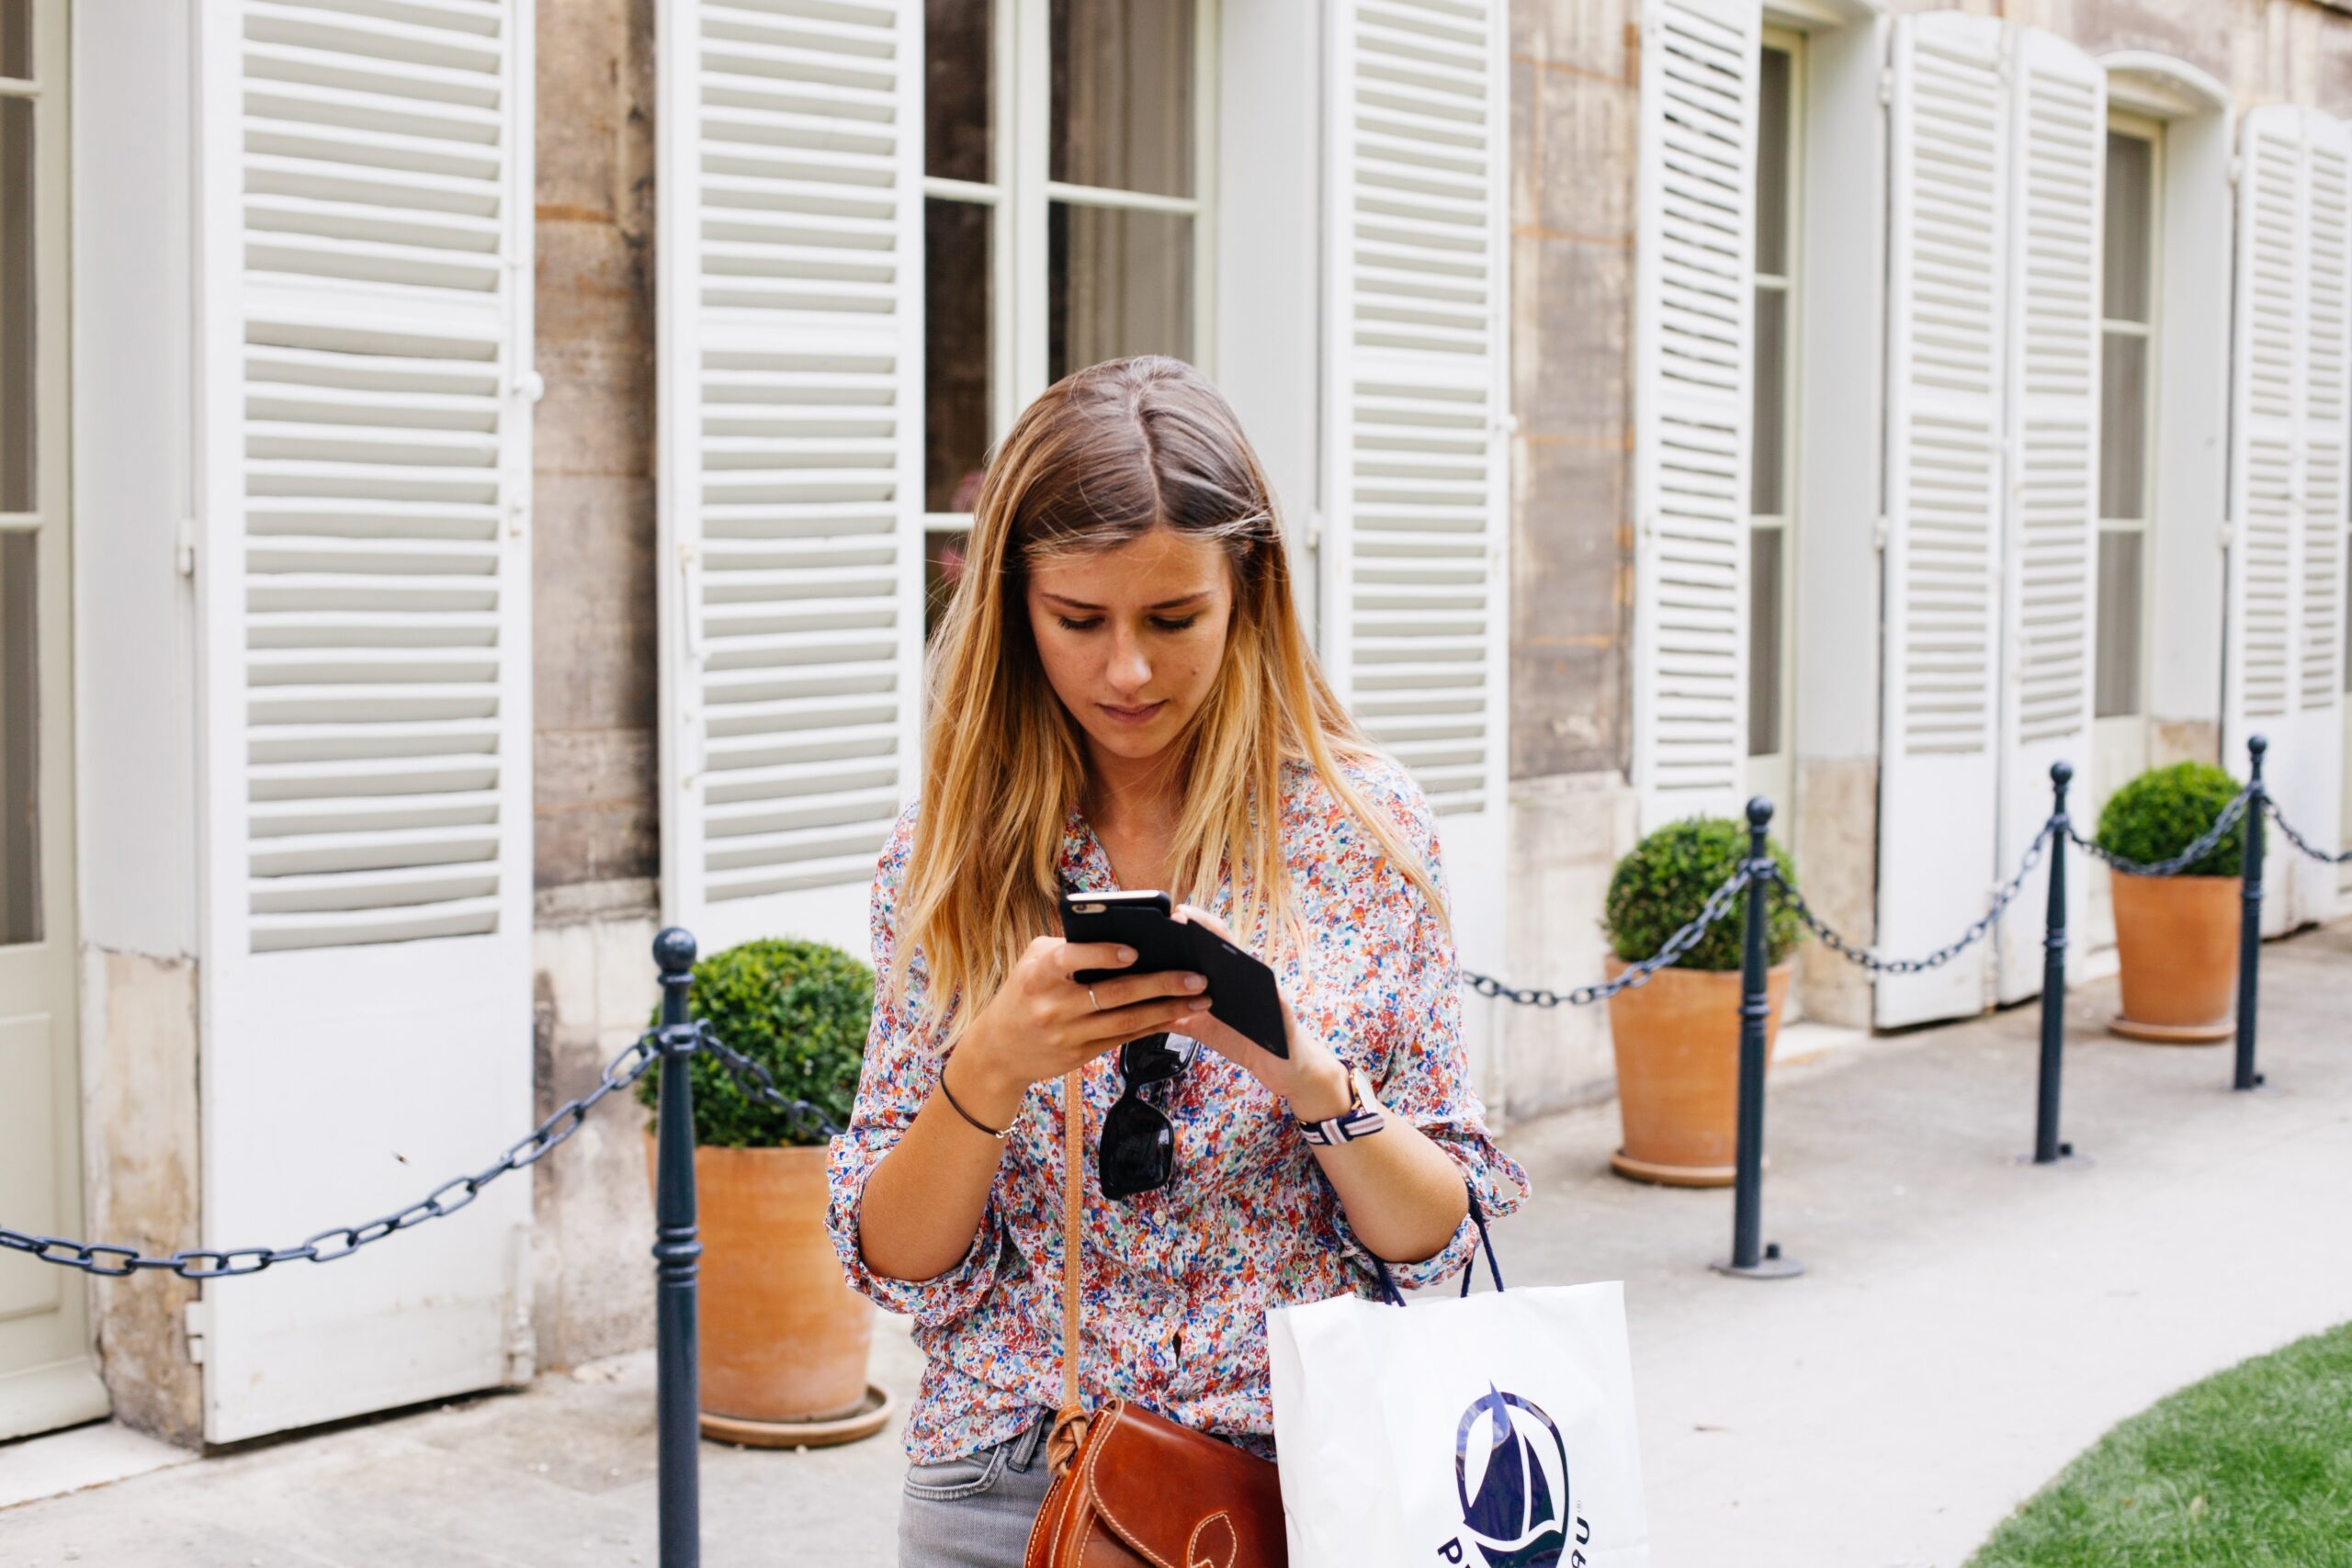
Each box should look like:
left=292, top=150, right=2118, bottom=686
left=1039, top=591, right=1216, bottom=613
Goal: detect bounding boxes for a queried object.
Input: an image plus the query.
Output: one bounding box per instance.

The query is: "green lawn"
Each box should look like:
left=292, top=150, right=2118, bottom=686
left=1968, top=1322, right=2352, bottom=1566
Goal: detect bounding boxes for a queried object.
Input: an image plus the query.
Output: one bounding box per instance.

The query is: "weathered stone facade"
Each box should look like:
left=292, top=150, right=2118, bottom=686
left=527, top=0, right=662, bottom=1371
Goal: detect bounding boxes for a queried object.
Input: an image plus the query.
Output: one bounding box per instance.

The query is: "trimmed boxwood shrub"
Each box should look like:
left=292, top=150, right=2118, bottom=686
left=2094, top=761, right=2244, bottom=878
left=637, top=937, right=872, bottom=1148
left=1603, top=817, right=1801, bottom=973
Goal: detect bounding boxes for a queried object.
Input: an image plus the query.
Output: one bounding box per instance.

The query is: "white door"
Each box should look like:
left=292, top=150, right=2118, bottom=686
left=1991, top=28, right=2102, bottom=1004
left=0, top=0, right=108, bottom=1443
left=1321, top=0, right=1511, bottom=982
left=1630, top=0, right=1761, bottom=834
left=1875, top=11, right=2008, bottom=1028
left=2086, top=116, right=2165, bottom=954
left=193, top=0, right=537, bottom=1444
left=2223, top=105, right=2350, bottom=932
left=656, top=0, right=925, bottom=955
left=1744, top=29, right=1799, bottom=821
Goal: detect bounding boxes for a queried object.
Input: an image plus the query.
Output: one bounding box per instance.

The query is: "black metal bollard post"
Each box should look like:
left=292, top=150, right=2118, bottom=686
left=2233, top=737, right=2267, bottom=1091
left=2030, top=762, right=2076, bottom=1165
left=1711, top=798, right=1802, bottom=1280
left=652, top=928, right=704, bottom=1568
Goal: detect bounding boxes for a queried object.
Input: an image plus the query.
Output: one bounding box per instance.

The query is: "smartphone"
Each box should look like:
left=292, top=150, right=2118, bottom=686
left=1057, top=890, right=1289, bottom=1058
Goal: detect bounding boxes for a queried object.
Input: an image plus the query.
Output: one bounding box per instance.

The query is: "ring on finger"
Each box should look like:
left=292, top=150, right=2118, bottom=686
left=1087, top=987, right=1102, bottom=1011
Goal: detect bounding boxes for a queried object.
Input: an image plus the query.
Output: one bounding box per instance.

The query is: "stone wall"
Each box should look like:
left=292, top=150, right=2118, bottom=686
left=528, top=0, right=662, bottom=1371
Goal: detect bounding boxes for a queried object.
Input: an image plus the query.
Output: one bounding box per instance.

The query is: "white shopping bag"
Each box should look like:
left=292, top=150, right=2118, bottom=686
left=1268, top=1275, right=1649, bottom=1568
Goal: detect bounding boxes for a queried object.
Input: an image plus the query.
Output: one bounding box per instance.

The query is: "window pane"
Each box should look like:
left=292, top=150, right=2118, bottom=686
left=924, top=527, right=972, bottom=640
left=1747, top=525, right=1784, bottom=759
left=2, top=96, right=30, bottom=513
left=2095, top=528, right=2143, bottom=719
left=925, top=198, right=992, bottom=513
left=1751, top=284, right=1787, bottom=516
left=1755, top=46, right=1792, bottom=276
left=925, top=0, right=992, bottom=183
left=1051, top=0, right=1193, bottom=198
left=0, top=2, right=27, bottom=79
left=2099, top=331, right=2147, bottom=522
left=0, top=532, right=39, bottom=944
left=2102, top=130, right=2154, bottom=325
left=1048, top=204, right=1193, bottom=381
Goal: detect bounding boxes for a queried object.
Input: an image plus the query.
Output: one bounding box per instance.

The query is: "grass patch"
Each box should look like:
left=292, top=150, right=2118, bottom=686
left=1968, top=1322, right=2352, bottom=1566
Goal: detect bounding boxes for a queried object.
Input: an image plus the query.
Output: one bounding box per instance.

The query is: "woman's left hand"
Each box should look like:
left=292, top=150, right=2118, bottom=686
left=1171, top=905, right=1354, bottom=1122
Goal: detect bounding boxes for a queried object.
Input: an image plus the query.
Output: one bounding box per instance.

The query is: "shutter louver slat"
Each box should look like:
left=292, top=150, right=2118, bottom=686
left=234, top=0, right=515, bottom=952
left=1633, top=0, right=1758, bottom=827
left=661, top=0, right=921, bottom=948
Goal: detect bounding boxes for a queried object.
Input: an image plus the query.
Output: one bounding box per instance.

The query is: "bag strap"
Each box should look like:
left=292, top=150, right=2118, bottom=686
left=1370, top=1182, right=1504, bottom=1305
left=1046, top=1066, right=1090, bottom=1474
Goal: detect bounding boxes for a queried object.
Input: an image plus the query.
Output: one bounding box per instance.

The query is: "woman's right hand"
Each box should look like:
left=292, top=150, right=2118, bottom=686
left=948, top=939, right=1209, bottom=1123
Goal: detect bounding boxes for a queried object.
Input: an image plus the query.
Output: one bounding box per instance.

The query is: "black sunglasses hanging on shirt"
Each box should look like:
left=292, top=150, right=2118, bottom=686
left=1099, top=1032, right=1197, bottom=1201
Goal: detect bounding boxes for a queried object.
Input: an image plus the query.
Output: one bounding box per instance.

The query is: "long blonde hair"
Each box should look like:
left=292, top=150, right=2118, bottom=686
left=895, top=356, right=1443, bottom=1034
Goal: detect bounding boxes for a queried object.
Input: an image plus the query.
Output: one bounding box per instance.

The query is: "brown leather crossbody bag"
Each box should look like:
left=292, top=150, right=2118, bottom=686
left=1021, top=1067, right=1289, bottom=1568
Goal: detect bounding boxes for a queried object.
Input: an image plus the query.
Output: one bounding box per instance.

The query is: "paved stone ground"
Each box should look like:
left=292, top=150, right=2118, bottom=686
left=4, top=919, right=2347, bottom=1567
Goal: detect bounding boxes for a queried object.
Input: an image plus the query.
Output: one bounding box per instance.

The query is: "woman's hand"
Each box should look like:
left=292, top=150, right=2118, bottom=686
left=1170, top=906, right=1353, bottom=1122
left=948, top=937, right=1210, bottom=1127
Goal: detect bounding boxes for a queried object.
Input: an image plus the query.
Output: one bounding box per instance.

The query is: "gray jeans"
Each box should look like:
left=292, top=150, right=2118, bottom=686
left=897, top=1415, right=1055, bottom=1568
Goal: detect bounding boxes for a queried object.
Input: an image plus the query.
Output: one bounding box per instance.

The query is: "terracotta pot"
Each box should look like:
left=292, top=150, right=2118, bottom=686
left=1603, top=959, right=1792, bottom=1187
left=641, top=1136, right=873, bottom=1424
left=2109, top=872, right=2240, bottom=1043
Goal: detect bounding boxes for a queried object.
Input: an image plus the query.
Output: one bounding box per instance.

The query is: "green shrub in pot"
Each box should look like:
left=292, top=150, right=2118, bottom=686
left=636, top=937, right=871, bottom=1148
left=2094, top=761, right=2244, bottom=879
left=1602, top=817, right=1801, bottom=973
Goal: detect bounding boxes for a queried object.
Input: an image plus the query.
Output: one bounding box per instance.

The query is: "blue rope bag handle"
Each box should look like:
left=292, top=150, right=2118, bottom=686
left=1371, top=1181, right=1504, bottom=1306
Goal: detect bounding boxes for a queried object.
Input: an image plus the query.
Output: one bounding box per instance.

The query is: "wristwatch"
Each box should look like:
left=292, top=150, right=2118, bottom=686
left=1295, top=1067, right=1387, bottom=1146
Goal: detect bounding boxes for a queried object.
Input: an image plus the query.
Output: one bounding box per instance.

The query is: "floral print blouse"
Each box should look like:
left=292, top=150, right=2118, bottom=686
left=824, top=756, right=1529, bottom=1464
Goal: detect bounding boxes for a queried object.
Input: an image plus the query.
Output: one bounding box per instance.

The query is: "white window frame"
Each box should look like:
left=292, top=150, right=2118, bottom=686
left=2096, top=109, right=2164, bottom=725
left=1747, top=24, right=1804, bottom=804
left=922, top=0, right=1221, bottom=539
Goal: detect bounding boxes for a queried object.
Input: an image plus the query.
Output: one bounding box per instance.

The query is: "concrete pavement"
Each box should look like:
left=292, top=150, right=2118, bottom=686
left=4, top=918, right=2346, bottom=1566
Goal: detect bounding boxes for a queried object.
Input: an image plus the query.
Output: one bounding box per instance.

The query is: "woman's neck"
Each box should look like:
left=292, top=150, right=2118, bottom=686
left=1083, top=740, right=1184, bottom=888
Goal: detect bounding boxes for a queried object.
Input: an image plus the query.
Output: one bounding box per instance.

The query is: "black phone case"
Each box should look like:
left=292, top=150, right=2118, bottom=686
left=1059, top=896, right=1288, bottom=1058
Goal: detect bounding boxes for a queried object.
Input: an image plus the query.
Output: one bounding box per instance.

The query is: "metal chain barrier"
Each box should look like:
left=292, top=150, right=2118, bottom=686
left=1464, top=865, right=1753, bottom=1008
left=2065, top=786, right=2253, bottom=876
left=694, top=1019, right=844, bottom=1140
left=1770, top=818, right=2056, bottom=976
left=2265, top=796, right=2352, bottom=864
left=0, top=1019, right=831, bottom=1280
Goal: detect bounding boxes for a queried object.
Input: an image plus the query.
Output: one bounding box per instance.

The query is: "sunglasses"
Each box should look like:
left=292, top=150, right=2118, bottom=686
left=1098, top=1032, right=1198, bottom=1201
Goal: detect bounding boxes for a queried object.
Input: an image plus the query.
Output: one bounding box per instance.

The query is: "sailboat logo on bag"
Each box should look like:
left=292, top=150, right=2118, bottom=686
left=1437, top=1384, right=1589, bottom=1568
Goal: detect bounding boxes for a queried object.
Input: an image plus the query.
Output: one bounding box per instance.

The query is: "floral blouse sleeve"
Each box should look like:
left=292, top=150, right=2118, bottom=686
left=1319, top=767, right=1529, bottom=1292
left=822, top=803, right=1008, bottom=1326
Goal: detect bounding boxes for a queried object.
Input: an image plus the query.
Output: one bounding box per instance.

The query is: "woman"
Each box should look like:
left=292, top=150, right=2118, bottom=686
left=825, top=356, right=1526, bottom=1566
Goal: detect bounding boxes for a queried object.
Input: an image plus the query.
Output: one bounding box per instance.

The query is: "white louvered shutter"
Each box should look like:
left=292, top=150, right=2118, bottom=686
left=1630, top=0, right=1760, bottom=833
left=1322, top=0, right=1510, bottom=972
left=1992, top=30, right=2102, bottom=1004
left=2226, top=106, right=2350, bottom=930
left=194, top=0, right=536, bottom=1443
left=1875, top=12, right=2008, bottom=1029
left=657, top=0, right=925, bottom=955
left=2290, top=114, right=2347, bottom=924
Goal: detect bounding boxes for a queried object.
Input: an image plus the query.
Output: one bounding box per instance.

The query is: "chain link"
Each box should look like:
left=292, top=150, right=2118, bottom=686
left=2066, top=787, right=2252, bottom=877
left=2265, top=796, right=2352, bottom=864
left=1771, top=818, right=2055, bottom=976
left=1464, top=865, right=1755, bottom=1008
left=0, top=1030, right=663, bottom=1280
left=693, top=1020, right=845, bottom=1140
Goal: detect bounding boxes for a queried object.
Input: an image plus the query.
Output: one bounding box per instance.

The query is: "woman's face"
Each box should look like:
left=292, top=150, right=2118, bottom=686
left=1025, top=526, right=1236, bottom=771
